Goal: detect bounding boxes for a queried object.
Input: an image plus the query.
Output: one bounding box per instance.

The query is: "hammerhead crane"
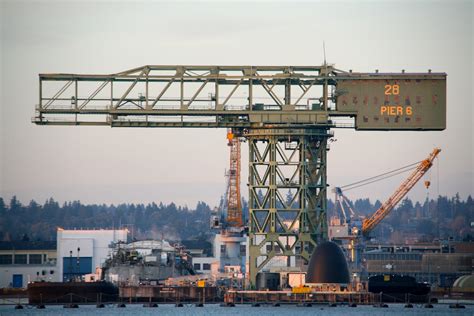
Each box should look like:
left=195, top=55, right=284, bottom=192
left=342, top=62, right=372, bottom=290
left=34, top=64, right=446, bottom=284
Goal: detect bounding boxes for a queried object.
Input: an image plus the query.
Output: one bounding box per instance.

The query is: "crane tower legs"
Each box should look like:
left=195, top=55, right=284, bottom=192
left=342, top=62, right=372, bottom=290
left=246, top=128, right=330, bottom=285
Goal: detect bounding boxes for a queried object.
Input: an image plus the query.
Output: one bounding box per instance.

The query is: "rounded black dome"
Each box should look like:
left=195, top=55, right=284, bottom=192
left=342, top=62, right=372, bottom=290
left=306, top=241, right=350, bottom=284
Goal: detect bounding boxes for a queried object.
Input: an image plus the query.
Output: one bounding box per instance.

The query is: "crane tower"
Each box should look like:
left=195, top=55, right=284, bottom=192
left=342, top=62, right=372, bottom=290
left=226, top=129, right=243, bottom=228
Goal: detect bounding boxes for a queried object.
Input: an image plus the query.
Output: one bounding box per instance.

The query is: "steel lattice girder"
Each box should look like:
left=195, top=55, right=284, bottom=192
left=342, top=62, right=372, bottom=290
left=246, top=128, right=329, bottom=285
left=35, top=65, right=446, bottom=130
left=35, top=65, right=335, bottom=128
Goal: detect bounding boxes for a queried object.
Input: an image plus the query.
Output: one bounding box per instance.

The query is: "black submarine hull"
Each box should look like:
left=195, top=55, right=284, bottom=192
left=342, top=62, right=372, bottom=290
left=368, top=274, right=431, bottom=303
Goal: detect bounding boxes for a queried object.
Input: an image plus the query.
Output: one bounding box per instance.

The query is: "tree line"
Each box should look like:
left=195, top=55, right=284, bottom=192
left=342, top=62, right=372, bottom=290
left=0, top=194, right=472, bottom=242
left=0, top=196, right=212, bottom=242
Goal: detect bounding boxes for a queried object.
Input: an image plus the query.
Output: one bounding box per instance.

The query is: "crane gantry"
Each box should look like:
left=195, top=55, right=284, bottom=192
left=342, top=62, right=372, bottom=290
left=34, top=64, right=446, bottom=285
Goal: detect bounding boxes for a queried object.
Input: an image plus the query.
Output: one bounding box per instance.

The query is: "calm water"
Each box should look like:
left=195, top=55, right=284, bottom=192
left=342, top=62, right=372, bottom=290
left=0, top=303, right=472, bottom=316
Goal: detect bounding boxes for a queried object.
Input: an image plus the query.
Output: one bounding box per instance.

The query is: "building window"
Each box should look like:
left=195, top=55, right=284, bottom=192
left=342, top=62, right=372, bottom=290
left=240, top=245, right=246, bottom=255
left=0, top=255, right=12, bottom=265
left=194, top=263, right=201, bottom=270
left=29, top=254, right=42, bottom=264
left=14, top=254, right=27, bottom=264
left=220, top=245, right=226, bottom=255
left=203, top=263, right=211, bottom=270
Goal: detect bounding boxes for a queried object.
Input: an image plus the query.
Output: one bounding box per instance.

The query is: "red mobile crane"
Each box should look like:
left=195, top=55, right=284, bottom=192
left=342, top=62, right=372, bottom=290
left=361, top=148, right=441, bottom=236
left=330, top=148, right=441, bottom=263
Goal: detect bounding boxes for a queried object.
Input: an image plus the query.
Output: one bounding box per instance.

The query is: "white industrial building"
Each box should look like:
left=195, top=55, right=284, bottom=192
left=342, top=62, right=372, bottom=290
left=0, top=241, right=57, bottom=288
left=213, top=233, right=247, bottom=274
left=190, top=232, right=247, bottom=279
left=192, top=256, right=218, bottom=274
left=57, top=228, right=128, bottom=282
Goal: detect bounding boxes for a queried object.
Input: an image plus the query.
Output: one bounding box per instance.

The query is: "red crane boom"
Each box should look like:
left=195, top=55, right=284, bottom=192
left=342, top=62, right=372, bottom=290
left=362, top=148, right=441, bottom=236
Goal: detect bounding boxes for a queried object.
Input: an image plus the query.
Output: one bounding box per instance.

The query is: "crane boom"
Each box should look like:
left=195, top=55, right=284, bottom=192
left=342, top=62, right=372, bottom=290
left=362, top=148, right=441, bottom=236
left=333, top=187, right=356, bottom=223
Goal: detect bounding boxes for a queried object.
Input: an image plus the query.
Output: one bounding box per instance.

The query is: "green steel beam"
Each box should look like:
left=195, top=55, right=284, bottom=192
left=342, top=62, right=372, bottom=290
left=35, top=65, right=446, bottom=130
left=247, top=128, right=330, bottom=286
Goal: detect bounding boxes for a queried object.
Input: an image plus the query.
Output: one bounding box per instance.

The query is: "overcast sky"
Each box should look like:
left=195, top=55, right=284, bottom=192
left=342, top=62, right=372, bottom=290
left=1, top=0, right=473, bottom=208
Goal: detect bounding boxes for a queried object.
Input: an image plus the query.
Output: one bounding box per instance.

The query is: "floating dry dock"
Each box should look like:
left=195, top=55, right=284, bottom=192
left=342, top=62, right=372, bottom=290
left=118, top=285, right=376, bottom=305
left=118, top=287, right=430, bottom=304
left=28, top=282, right=118, bottom=304
left=119, top=285, right=219, bottom=303
left=224, top=289, right=431, bottom=304
left=225, top=290, right=375, bottom=305
left=26, top=284, right=431, bottom=305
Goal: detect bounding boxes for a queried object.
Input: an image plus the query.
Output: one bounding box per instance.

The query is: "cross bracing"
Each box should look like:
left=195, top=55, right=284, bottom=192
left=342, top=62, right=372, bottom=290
left=34, top=64, right=349, bottom=128
left=247, top=128, right=329, bottom=284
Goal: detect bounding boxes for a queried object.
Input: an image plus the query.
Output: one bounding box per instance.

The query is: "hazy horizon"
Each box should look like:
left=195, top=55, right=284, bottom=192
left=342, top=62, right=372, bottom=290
left=1, top=0, right=473, bottom=207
